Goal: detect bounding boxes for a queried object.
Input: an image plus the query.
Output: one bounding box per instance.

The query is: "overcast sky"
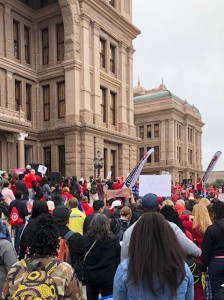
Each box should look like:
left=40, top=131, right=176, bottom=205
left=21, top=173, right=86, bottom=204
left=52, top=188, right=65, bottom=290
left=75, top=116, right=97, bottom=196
left=132, top=0, right=224, bottom=171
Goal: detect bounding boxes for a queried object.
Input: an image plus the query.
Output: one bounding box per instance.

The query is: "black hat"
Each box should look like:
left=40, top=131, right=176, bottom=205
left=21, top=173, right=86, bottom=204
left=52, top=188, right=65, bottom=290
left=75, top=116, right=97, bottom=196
left=53, top=206, right=70, bottom=222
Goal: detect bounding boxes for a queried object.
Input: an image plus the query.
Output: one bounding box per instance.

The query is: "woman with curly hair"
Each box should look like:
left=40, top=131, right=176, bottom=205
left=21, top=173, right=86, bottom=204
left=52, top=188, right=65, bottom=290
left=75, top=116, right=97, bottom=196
left=2, top=213, right=82, bottom=300
left=113, top=212, right=194, bottom=299
left=83, top=213, right=120, bottom=300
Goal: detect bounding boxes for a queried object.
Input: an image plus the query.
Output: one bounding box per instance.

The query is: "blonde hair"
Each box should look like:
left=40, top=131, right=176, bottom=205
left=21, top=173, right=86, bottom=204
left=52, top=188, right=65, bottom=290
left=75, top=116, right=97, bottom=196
left=162, top=200, right=174, bottom=207
left=193, top=203, right=212, bottom=235
left=200, top=198, right=211, bottom=207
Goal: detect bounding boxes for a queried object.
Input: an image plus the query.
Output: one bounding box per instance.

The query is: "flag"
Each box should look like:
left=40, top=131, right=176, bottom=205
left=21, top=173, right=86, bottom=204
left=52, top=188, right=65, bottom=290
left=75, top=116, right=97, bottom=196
left=123, top=148, right=154, bottom=189
left=201, top=151, right=222, bottom=186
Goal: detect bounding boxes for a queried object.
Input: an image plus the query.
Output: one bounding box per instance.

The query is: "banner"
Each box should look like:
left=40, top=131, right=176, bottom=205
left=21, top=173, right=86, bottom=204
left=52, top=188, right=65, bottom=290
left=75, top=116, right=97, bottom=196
left=105, top=188, right=131, bottom=200
left=123, top=148, right=154, bottom=189
left=201, top=151, right=222, bottom=186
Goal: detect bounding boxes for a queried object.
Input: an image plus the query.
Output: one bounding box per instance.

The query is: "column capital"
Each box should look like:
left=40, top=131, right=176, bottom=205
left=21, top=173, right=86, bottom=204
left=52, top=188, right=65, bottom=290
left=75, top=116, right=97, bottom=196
left=17, top=132, right=28, bottom=141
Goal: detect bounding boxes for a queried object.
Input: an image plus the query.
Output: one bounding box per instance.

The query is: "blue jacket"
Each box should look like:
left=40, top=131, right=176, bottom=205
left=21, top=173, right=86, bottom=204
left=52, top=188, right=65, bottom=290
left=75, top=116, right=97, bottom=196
left=113, top=259, right=194, bottom=300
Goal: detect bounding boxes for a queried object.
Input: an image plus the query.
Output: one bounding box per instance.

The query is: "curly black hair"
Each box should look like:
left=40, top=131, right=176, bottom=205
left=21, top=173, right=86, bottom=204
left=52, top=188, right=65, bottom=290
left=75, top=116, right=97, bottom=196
left=161, top=205, right=186, bottom=233
left=26, top=213, right=59, bottom=257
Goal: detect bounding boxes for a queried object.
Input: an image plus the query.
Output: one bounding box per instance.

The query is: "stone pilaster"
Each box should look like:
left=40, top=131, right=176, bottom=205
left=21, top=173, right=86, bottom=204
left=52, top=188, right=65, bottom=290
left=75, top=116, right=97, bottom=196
left=91, top=21, right=101, bottom=125
left=118, top=143, right=130, bottom=178
left=168, top=120, right=175, bottom=165
left=51, top=145, right=59, bottom=172
left=17, top=133, right=28, bottom=168
left=0, top=4, right=4, bottom=57
left=160, top=120, right=166, bottom=165
left=6, top=71, right=13, bottom=110
left=80, top=15, right=92, bottom=123
left=80, top=132, right=94, bottom=177
left=65, top=131, right=81, bottom=177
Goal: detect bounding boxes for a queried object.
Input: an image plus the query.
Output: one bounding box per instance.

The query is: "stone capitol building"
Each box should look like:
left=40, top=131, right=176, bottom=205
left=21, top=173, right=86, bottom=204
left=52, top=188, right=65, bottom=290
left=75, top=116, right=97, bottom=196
left=0, top=0, right=140, bottom=180
left=133, top=81, right=204, bottom=184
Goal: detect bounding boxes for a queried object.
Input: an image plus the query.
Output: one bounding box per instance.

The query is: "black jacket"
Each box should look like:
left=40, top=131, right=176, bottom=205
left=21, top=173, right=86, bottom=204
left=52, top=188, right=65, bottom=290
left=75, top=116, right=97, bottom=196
left=9, top=199, right=29, bottom=224
left=202, top=219, right=224, bottom=272
left=58, top=225, right=85, bottom=281
left=83, top=234, right=120, bottom=286
left=16, top=180, right=29, bottom=201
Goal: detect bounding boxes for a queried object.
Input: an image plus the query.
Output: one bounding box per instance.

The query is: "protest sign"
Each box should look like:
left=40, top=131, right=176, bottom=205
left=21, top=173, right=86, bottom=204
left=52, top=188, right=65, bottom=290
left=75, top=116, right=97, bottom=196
left=105, top=188, right=131, bottom=200
left=38, top=164, right=47, bottom=174
left=139, top=175, right=171, bottom=197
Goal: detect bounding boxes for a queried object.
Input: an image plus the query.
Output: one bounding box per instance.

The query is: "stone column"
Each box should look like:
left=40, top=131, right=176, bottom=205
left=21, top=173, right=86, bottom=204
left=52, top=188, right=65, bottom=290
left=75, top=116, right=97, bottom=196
left=168, top=120, right=175, bottom=164
left=80, top=15, right=92, bottom=123
left=0, top=4, right=4, bottom=57
left=160, top=120, right=166, bottom=165
left=127, top=46, right=135, bottom=136
left=118, top=42, right=128, bottom=133
left=17, top=133, right=28, bottom=168
left=183, top=122, right=188, bottom=166
left=91, top=21, right=101, bottom=124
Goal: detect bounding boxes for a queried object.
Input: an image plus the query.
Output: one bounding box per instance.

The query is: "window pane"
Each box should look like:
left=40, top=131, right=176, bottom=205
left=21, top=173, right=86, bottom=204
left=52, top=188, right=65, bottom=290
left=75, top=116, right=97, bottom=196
left=139, top=126, right=144, bottom=139
left=110, top=92, right=116, bottom=125
left=110, top=45, right=116, bottom=73
left=154, top=146, right=159, bottom=162
left=15, top=80, right=21, bottom=111
left=13, top=21, right=20, bottom=59
left=24, top=26, right=30, bottom=63
left=100, top=38, right=106, bottom=68
left=57, top=23, right=64, bottom=61
left=154, top=123, right=159, bottom=138
left=42, top=28, right=49, bottom=65
left=147, top=147, right=152, bottom=163
left=58, top=82, right=65, bottom=118
left=100, top=87, right=106, bottom=122
left=26, top=84, right=32, bottom=120
left=43, top=85, right=50, bottom=121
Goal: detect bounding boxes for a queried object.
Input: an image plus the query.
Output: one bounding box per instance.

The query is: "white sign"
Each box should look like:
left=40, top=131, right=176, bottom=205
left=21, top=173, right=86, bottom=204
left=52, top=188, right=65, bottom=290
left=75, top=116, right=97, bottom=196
left=139, top=175, right=171, bottom=197
left=219, top=193, right=224, bottom=202
left=106, top=171, right=112, bottom=180
left=38, top=165, right=47, bottom=174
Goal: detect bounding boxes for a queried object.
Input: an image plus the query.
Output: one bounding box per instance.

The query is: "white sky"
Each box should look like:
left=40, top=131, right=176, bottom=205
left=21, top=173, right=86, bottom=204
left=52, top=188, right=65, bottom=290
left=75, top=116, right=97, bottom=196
left=132, top=0, right=224, bottom=171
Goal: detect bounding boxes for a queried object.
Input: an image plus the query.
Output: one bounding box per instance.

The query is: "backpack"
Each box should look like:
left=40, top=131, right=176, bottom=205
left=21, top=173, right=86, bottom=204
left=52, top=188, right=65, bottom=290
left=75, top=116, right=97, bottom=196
left=57, top=230, right=74, bottom=264
left=90, top=181, right=97, bottom=194
left=113, top=218, right=129, bottom=242
left=11, top=259, right=60, bottom=300
left=9, top=206, right=23, bottom=226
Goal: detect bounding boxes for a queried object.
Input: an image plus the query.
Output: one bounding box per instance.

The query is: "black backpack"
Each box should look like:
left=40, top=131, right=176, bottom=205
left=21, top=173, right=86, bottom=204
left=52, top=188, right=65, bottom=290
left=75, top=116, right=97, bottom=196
left=113, top=218, right=129, bottom=242
left=90, top=181, right=97, bottom=194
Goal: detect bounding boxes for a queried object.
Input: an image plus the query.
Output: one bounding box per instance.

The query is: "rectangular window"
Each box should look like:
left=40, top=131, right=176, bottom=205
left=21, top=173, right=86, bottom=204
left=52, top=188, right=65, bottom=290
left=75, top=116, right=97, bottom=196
left=178, top=146, right=181, bottom=163
left=42, top=28, right=49, bottom=65
left=110, top=92, right=116, bottom=125
left=188, top=149, right=193, bottom=164
left=44, top=147, right=51, bottom=176
left=26, top=84, right=32, bottom=120
left=147, top=124, right=152, bottom=139
left=100, top=38, right=106, bottom=68
left=139, top=147, right=144, bottom=161
left=100, top=87, right=106, bottom=122
left=43, top=85, right=50, bottom=121
left=58, top=145, right=65, bottom=176
left=13, top=20, right=20, bottom=59
left=58, top=82, right=65, bottom=118
left=154, top=123, right=159, bottom=138
left=139, top=126, right=144, bottom=139
left=147, top=147, right=152, bottom=163
left=15, top=80, right=21, bottom=111
left=110, top=44, right=116, bottom=73
left=56, top=23, right=64, bottom=61
left=24, top=26, right=30, bottom=64
left=154, top=146, right=160, bottom=162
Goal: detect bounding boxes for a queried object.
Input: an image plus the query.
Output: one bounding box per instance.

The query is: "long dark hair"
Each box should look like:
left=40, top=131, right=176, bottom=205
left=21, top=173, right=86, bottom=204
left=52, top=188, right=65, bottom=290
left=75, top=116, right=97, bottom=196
left=128, top=213, right=186, bottom=297
left=31, top=200, right=49, bottom=219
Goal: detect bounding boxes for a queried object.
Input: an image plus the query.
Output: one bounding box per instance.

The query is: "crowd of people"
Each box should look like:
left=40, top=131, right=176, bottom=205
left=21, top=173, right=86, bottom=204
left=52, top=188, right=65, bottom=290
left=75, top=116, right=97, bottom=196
left=0, top=166, right=224, bottom=299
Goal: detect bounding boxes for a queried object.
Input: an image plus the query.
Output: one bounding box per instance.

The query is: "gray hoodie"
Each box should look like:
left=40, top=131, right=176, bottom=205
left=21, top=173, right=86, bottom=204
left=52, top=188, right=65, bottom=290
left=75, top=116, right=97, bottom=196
left=0, top=239, right=17, bottom=294
left=121, top=218, right=202, bottom=261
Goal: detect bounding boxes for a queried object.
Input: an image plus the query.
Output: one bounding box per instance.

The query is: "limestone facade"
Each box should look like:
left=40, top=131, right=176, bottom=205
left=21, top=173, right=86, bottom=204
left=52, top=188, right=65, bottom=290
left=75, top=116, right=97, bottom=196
left=134, top=82, right=204, bottom=185
left=0, top=0, right=140, bottom=180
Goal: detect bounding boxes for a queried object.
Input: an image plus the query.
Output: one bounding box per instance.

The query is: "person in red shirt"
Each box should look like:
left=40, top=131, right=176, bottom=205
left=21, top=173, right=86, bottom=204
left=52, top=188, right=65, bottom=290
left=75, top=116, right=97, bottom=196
left=113, top=179, right=123, bottom=190
left=24, top=169, right=36, bottom=200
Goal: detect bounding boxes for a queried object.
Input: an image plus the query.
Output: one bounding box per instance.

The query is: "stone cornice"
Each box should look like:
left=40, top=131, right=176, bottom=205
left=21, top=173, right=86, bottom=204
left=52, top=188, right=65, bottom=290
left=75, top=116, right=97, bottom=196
left=81, top=0, right=140, bottom=40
